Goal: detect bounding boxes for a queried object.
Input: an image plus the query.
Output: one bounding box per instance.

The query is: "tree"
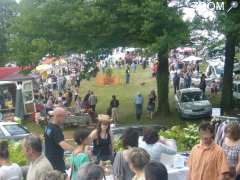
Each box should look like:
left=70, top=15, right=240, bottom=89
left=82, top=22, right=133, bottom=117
left=8, top=0, right=189, bottom=116
left=85, top=0, right=189, bottom=115
left=218, top=0, right=240, bottom=112
left=0, top=0, right=18, bottom=66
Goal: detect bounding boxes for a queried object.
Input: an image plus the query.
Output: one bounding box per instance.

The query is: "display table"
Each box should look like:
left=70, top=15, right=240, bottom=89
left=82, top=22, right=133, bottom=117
left=105, top=167, right=189, bottom=180
left=168, top=167, right=189, bottom=180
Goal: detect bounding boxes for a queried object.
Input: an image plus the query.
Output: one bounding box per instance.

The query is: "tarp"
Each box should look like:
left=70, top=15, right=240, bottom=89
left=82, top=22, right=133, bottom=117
left=36, top=64, right=52, bottom=72
left=0, top=67, right=36, bottom=81
left=181, top=56, right=202, bottom=63
left=42, top=57, right=56, bottom=64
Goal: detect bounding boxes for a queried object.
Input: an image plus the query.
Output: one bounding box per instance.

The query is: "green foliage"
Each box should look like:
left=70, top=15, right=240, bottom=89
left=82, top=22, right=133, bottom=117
left=113, top=137, right=124, bottom=152
left=9, top=142, right=27, bottom=166
left=0, top=0, right=18, bottom=65
left=159, top=124, right=199, bottom=151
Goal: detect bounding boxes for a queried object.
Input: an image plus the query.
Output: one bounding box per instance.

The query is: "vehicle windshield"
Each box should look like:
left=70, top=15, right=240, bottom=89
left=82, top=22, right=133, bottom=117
left=215, top=66, right=224, bottom=75
left=181, top=91, right=204, bottom=102
left=3, top=124, right=29, bottom=136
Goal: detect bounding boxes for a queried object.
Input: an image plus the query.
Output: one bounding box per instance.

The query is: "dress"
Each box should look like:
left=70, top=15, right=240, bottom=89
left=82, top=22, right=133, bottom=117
left=147, top=94, right=156, bottom=112
left=93, top=134, right=112, bottom=162
left=222, top=142, right=240, bottom=177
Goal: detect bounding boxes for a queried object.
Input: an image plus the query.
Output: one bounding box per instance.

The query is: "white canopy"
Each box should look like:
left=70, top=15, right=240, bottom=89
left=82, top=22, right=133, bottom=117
left=181, top=56, right=202, bottom=63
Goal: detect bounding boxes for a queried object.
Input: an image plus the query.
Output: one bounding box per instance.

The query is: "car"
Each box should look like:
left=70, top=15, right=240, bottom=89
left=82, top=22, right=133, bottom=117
left=0, top=121, right=30, bottom=141
left=110, top=124, right=166, bottom=139
left=233, top=81, right=240, bottom=102
left=175, top=88, right=212, bottom=119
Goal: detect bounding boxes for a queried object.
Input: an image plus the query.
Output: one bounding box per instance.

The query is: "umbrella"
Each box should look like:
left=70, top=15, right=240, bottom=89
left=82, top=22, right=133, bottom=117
left=36, top=64, right=52, bottom=72
left=15, top=84, right=25, bottom=121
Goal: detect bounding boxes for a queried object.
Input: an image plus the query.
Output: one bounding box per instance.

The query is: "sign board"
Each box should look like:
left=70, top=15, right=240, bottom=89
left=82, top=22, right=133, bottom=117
left=212, top=108, right=221, bottom=117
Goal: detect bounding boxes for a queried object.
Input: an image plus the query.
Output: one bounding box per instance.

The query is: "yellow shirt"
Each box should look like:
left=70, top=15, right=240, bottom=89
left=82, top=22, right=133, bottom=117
left=188, top=143, right=229, bottom=180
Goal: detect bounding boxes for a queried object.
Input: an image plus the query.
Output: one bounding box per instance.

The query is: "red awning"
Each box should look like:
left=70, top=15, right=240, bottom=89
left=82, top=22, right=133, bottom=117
left=0, top=67, right=20, bottom=80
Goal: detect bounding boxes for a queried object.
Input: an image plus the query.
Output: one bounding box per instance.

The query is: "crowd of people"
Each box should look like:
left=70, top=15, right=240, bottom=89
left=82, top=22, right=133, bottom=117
left=1, top=109, right=240, bottom=180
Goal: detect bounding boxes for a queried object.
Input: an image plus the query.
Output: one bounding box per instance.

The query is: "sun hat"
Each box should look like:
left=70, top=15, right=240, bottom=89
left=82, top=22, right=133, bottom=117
left=97, top=114, right=112, bottom=123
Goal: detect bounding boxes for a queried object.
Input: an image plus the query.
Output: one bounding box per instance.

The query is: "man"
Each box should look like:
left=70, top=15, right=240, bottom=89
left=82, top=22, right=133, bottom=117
left=125, top=66, right=130, bottom=84
left=188, top=122, right=229, bottom=180
left=44, top=107, right=74, bottom=173
left=173, top=72, right=180, bottom=94
left=88, top=91, right=97, bottom=112
left=22, top=135, right=53, bottom=180
left=134, top=92, right=144, bottom=120
left=110, top=95, right=120, bottom=123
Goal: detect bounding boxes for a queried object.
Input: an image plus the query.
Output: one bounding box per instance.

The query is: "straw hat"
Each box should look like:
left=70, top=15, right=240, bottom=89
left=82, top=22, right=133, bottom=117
left=97, top=114, right=112, bottom=123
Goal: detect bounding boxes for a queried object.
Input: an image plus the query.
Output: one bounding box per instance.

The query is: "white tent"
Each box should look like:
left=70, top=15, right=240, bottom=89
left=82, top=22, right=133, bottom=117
left=181, top=56, right=202, bottom=63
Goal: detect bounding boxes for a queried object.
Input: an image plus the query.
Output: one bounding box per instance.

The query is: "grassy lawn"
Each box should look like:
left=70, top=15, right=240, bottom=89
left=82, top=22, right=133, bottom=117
left=24, top=65, right=210, bottom=137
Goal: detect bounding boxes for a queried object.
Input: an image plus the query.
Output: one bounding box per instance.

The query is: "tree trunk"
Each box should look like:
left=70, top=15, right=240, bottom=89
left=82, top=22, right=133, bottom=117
left=220, top=33, right=236, bottom=113
left=156, top=52, right=170, bottom=116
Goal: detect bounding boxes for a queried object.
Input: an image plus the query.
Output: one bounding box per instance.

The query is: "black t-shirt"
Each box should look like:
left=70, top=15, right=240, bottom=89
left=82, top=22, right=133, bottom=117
left=110, top=99, right=119, bottom=108
left=44, top=123, right=65, bottom=172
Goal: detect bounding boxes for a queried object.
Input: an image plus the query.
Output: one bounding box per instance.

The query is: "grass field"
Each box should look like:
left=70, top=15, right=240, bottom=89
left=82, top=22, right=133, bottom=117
left=24, top=65, right=214, bottom=137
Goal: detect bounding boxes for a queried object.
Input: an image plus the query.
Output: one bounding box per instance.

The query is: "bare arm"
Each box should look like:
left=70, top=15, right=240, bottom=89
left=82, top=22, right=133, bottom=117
left=236, top=154, right=240, bottom=174
left=59, top=141, right=74, bottom=152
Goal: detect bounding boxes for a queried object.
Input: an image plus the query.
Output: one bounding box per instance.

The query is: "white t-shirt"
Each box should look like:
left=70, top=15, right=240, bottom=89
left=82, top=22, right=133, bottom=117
left=0, top=163, right=23, bottom=180
left=139, top=137, right=177, bottom=162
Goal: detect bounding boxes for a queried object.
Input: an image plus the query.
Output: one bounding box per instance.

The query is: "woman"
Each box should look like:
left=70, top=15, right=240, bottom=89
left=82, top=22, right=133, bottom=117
left=147, top=90, right=156, bottom=120
left=128, top=148, right=150, bottom=180
left=113, top=128, right=139, bottom=180
left=0, top=141, right=23, bottom=180
left=46, top=96, right=54, bottom=113
left=75, top=97, right=83, bottom=113
left=199, top=74, right=206, bottom=98
left=90, top=114, right=113, bottom=163
left=144, top=162, right=168, bottom=180
left=68, top=129, right=91, bottom=180
left=139, top=128, right=176, bottom=162
left=222, top=123, right=240, bottom=179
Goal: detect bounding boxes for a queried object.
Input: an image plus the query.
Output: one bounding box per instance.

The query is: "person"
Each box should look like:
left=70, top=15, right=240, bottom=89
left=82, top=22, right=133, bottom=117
left=75, top=97, right=83, bottom=113
left=147, top=90, right=156, bottom=120
left=131, top=61, right=137, bottom=73
left=134, top=92, right=144, bottom=120
left=188, top=122, right=230, bottom=180
left=144, top=161, right=168, bottom=180
left=90, top=114, right=113, bottom=163
left=110, top=95, right=120, bottom=123
left=88, top=91, right=97, bottom=112
left=173, top=72, right=180, bottom=94
left=113, top=128, right=139, bottom=180
left=139, top=128, right=176, bottom=162
left=0, top=141, right=22, bottom=180
left=67, top=89, right=73, bottom=107
left=73, top=85, right=79, bottom=102
left=222, top=123, right=240, bottom=179
left=83, top=90, right=91, bottom=109
left=128, top=148, right=150, bottom=180
left=68, top=129, right=91, bottom=180
left=77, top=162, right=105, bottom=180
left=43, top=170, right=65, bottom=180
left=22, top=135, right=53, bottom=180
left=210, top=80, right=218, bottom=96
left=125, top=65, right=130, bottom=84
left=46, top=96, right=54, bottom=113
left=44, top=107, right=74, bottom=173
left=199, top=74, right=206, bottom=98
